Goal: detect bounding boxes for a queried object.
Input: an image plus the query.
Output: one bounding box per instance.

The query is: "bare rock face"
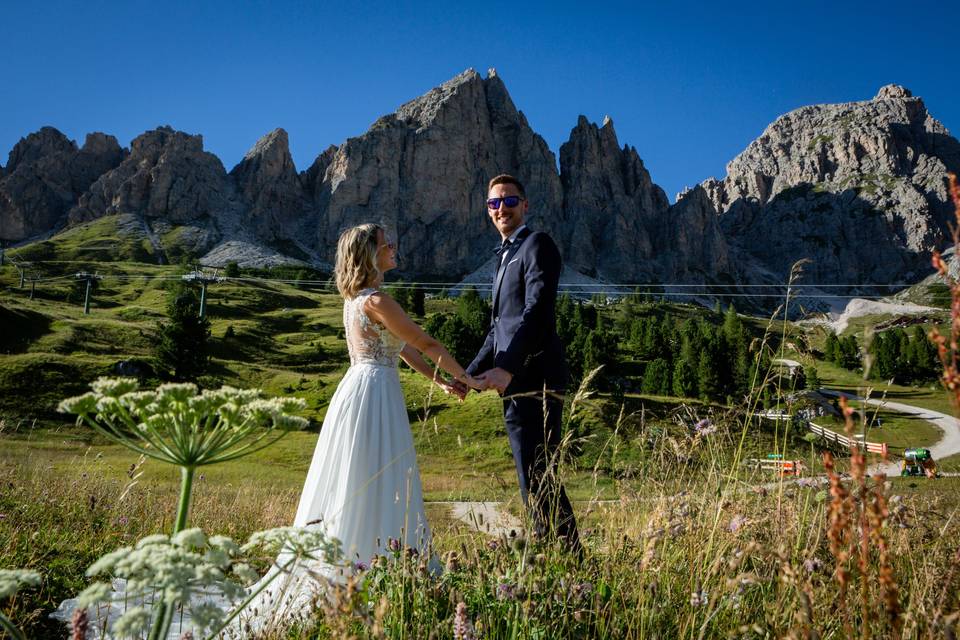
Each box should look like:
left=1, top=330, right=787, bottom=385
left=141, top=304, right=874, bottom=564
left=705, top=86, right=960, bottom=285
left=312, top=68, right=564, bottom=276
left=0, top=127, right=122, bottom=241
left=301, top=144, right=338, bottom=201
left=559, top=116, right=663, bottom=279
left=229, top=128, right=309, bottom=240
left=664, top=186, right=732, bottom=281
left=70, top=127, right=234, bottom=231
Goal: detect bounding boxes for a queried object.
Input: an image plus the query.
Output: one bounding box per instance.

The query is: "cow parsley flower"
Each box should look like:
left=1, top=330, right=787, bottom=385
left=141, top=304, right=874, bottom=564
left=0, top=569, right=41, bottom=599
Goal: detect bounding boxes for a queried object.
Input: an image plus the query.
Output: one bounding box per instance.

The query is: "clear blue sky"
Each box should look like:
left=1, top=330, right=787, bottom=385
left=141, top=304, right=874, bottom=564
left=2, top=0, right=957, bottom=202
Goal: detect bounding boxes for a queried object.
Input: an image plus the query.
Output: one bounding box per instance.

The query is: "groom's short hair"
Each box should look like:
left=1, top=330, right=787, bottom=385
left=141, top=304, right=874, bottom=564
left=488, top=174, right=526, bottom=198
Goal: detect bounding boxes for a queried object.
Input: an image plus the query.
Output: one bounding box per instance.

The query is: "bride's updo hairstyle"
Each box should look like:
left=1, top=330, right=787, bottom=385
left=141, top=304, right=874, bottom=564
left=335, top=223, right=384, bottom=299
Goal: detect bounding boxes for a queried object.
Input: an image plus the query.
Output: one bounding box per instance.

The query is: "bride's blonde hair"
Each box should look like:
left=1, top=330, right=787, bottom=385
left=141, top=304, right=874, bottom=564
left=335, top=223, right=384, bottom=299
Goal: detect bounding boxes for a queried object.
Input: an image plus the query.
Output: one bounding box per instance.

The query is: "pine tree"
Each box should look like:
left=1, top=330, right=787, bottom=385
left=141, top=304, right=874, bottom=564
left=642, top=358, right=672, bottom=395
left=456, top=287, right=490, bottom=338
left=805, top=365, right=821, bottom=390
left=673, top=357, right=697, bottom=399
left=697, top=342, right=721, bottom=402
left=156, top=287, right=211, bottom=381
left=825, top=332, right=840, bottom=365
left=584, top=327, right=616, bottom=382
left=410, top=284, right=426, bottom=317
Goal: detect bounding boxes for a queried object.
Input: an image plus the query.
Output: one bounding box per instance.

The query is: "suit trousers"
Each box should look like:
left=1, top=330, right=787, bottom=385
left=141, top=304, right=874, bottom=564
left=503, top=389, right=580, bottom=551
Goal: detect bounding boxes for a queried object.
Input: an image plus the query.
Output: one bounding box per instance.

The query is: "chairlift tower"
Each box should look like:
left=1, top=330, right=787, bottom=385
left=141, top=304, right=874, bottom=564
left=74, top=272, right=103, bottom=314
left=7, top=254, right=31, bottom=289
left=181, top=268, right=224, bottom=319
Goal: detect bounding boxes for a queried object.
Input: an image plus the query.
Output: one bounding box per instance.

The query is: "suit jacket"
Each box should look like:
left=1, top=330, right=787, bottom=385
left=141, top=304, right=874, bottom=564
left=467, top=227, right=567, bottom=394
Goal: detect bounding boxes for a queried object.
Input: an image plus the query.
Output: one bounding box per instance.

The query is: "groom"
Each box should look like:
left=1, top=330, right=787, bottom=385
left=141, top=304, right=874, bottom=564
left=467, top=174, right=580, bottom=551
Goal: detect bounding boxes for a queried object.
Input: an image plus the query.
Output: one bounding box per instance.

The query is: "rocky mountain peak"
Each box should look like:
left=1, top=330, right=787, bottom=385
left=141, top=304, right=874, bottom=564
left=875, top=84, right=913, bottom=100
left=79, top=132, right=122, bottom=157
left=230, top=128, right=307, bottom=239
left=310, top=68, right=563, bottom=275
left=560, top=115, right=670, bottom=279
left=395, top=68, right=484, bottom=129
left=704, top=85, right=958, bottom=287
left=69, top=125, right=233, bottom=252
left=0, top=127, right=126, bottom=242
left=6, top=127, right=76, bottom=174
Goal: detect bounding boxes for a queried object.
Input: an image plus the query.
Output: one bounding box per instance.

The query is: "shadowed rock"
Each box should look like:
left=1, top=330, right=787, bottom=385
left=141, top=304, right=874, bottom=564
left=703, top=84, right=960, bottom=286
left=0, top=127, right=122, bottom=241
left=311, top=68, right=563, bottom=276
left=70, top=126, right=233, bottom=229
left=230, top=128, right=309, bottom=240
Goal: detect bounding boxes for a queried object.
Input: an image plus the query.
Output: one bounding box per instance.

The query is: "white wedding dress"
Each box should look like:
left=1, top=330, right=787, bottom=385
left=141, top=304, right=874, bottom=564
left=293, top=287, right=431, bottom=552
left=232, top=287, right=435, bottom=634
left=53, top=288, right=434, bottom=638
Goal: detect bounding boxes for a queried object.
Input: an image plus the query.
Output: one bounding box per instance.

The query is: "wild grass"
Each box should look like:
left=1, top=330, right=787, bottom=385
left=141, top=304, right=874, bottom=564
left=4, top=415, right=960, bottom=638
left=3, top=190, right=960, bottom=637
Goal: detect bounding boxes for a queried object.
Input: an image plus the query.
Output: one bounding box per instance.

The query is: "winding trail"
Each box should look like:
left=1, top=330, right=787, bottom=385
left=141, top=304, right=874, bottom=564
left=443, top=391, right=960, bottom=534
left=819, top=389, right=960, bottom=475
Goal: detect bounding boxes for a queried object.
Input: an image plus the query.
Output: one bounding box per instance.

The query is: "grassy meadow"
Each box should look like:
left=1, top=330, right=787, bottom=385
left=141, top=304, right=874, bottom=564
left=2, top=214, right=960, bottom=637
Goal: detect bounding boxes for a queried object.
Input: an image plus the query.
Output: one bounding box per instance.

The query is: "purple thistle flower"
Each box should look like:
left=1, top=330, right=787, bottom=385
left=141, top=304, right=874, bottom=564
left=496, top=581, right=518, bottom=601
left=354, top=561, right=369, bottom=572
left=693, top=419, right=716, bottom=435
left=387, top=537, right=401, bottom=553
left=803, top=557, right=823, bottom=573
left=728, top=515, right=747, bottom=533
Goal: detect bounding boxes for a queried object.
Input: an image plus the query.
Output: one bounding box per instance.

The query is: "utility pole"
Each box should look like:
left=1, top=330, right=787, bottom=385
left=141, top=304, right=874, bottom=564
left=75, top=272, right=102, bottom=314
left=181, top=268, right=224, bottom=319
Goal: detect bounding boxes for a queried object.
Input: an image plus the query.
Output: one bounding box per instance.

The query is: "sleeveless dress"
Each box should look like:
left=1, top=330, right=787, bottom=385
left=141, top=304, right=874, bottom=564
left=52, top=288, right=434, bottom=638
left=234, top=287, right=433, bottom=633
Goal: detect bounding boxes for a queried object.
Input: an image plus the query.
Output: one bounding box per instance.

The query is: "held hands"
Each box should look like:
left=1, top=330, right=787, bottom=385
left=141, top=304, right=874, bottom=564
left=473, top=367, right=513, bottom=394
left=440, top=374, right=483, bottom=401
left=440, top=370, right=513, bottom=400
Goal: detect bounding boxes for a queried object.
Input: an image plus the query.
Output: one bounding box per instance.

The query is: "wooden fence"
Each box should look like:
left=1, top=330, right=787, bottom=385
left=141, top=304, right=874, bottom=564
left=754, top=411, right=889, bottom=458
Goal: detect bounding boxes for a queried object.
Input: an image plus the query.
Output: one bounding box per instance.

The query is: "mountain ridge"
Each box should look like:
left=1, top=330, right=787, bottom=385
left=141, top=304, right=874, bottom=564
left=2, top=71, right=956, bottom=293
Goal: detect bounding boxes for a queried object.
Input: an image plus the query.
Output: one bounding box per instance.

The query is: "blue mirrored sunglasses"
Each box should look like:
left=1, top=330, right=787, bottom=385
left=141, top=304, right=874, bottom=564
left=487, top=196, right=524, bottom=209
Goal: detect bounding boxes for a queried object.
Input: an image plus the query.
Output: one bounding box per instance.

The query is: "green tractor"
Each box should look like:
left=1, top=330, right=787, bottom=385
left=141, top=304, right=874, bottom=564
left=901, top=448, right=938, bottom=478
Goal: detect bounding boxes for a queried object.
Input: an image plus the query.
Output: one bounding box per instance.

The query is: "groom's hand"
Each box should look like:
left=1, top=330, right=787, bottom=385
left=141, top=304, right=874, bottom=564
left=477, top=368, right=513, bottom=394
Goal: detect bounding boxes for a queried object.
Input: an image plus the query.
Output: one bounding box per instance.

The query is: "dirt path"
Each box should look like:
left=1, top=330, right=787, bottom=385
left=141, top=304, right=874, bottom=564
left=443, top=392, right=960, bottom=534
left=434, top=501, right=523, bottom=537
left=819, top=390, right=960, bottom=475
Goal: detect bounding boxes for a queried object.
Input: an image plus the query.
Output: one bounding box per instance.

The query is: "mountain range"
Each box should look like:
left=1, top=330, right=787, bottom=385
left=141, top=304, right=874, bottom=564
left=2, top=69, right=958, bottom=297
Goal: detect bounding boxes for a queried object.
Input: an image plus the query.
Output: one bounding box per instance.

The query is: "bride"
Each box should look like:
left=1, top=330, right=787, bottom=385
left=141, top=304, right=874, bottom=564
left=234, top=223, right=483, bottom=633
left=52, top=222, right=483, bottom=638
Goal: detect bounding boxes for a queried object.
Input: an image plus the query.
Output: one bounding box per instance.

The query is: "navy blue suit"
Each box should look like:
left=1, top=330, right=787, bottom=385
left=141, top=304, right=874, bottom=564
left=467, top=227, right=579, bottom=548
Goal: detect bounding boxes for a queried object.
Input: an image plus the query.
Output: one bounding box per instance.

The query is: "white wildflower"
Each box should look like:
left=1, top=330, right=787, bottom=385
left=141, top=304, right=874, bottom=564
left=136, top=534, right=169, bottom=549
left=232, top=563, right=260, bottom=585
left=91, top=377, right=140, bottom=397
left=76, top=581, right=113, bottom=607
left=242, top=527, right=342, bottom=564
left=0, top=569, right=41, bottom=599
left=173, top=528, right=207, bottom=549
left=209, top=535, right=240, bottom=556
left=112, top=606, right=150, bottom=638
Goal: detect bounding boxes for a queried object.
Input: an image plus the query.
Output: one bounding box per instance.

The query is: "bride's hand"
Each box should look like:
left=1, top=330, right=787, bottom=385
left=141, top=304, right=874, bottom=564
left=439, top=379, right=468, bottom=401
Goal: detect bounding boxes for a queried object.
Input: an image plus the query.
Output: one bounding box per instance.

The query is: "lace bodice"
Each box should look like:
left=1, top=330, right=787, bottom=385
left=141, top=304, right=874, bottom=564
left=343, top=288, right=405, bottom=367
